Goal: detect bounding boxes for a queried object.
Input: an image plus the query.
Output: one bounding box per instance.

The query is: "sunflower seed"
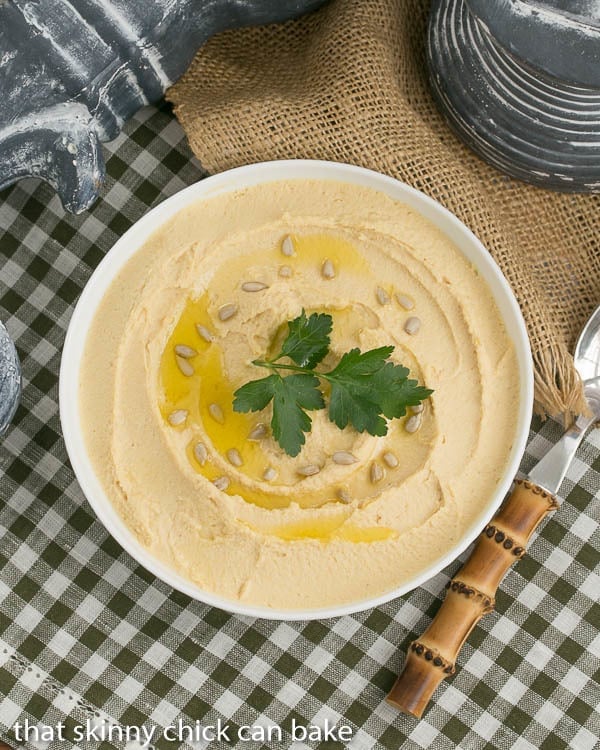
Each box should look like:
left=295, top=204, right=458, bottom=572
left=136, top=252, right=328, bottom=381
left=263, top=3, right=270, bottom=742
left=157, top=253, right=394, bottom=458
left=218, top=303, right=238, bottom=321
left=297, top=464, right=320, bottom=477
left=168, top=409, right=188, bottom=426
left=208, top=403, right=225, bottom=423
left=383, top=451, right=399, bottom=468
left=196, top=324, right=215, bottom=343
left=396, top=293, right=415, bottom=310
left=405, top=413, right=422, bottom=433
left=241, top=281, right=269, bottom=293
left=213, top=476, right=230, bottom=491
left=337, top=488, right=352, bottom=503
left=412, top=402, right=424, bottom=414
left=226, top=448, right=243, bottom=467
left=282, top=235, right=295, bottom=256
left=176, top=355, right=194, bottom=377
left=278, top=265, right=293, bottom=278
left=263, top=466, right=277, bottom=481
left=193, top=442, right=208, bottom=465
left=248, top=423, right=267, bottom=441
left=404, top=316, right=421, bottom=335
left=376, top=286, right=391, bottom=305
left=370, top=462, right=384, bottom=484
left=332, top=451, right=358, bottom=465
left=321, top=259, right=335, bottom=279
left=174, top=344, right=197, bottom=358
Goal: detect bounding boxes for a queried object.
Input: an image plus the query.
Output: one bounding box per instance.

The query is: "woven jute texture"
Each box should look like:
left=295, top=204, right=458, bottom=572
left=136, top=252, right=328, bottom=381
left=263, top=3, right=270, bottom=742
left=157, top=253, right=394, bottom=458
left=168, top=0, right=600, bottom=418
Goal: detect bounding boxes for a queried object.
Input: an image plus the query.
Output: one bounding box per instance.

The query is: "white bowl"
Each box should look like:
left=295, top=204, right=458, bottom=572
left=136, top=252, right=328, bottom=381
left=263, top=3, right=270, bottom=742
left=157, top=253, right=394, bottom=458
left=60, top=160, right=533, bottom=620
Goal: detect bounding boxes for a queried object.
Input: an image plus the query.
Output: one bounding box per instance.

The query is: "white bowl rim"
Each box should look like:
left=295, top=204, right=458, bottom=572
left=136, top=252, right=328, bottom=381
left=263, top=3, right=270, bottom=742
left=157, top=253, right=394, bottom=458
left=60, top=159, right=534, bottom=621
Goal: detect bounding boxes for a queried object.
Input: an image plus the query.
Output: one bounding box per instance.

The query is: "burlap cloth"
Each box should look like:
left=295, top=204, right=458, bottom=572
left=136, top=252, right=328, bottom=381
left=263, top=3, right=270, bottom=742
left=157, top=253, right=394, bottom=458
left=168, top=0, right=600, bottom=419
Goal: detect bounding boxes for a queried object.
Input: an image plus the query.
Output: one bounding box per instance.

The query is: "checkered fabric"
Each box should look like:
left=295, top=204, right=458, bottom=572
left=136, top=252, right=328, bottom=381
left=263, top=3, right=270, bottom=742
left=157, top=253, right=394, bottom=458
left=0, top=102, right=599, bottom=750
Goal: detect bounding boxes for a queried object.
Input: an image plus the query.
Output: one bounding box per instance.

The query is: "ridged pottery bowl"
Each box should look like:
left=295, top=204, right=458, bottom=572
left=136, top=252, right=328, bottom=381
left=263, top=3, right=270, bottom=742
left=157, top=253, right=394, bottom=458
left=428, top=0, right=600, bottom=191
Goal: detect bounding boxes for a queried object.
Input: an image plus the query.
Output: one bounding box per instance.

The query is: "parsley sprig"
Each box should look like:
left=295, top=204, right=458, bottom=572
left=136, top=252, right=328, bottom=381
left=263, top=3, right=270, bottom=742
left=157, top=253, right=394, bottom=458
left=233, top=310, right=433, bottom=457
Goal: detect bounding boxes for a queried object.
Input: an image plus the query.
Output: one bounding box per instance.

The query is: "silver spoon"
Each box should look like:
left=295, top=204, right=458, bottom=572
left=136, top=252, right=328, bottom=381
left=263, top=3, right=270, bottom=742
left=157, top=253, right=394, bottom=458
left=528, top=304, right=600, bottom=494
left=0, top=320, right=21, bottom=436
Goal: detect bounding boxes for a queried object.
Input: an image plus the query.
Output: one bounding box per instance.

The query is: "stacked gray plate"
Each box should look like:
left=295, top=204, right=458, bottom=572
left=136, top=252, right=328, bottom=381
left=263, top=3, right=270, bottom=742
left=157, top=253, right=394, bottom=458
left=428, top=0, right=600, bottom=192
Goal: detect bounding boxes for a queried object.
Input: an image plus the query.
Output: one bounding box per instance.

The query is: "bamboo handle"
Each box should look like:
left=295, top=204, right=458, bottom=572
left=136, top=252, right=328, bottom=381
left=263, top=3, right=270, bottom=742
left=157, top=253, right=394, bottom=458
left=387, top=479, right=559, bottom=718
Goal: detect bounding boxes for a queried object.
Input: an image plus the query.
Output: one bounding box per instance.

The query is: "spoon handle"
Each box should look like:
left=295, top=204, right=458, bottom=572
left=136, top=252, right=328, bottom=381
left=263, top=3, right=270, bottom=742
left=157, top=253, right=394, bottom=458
left=386, top=479, right=558, bottom=718
left=528, top=414, right=596, bottom=495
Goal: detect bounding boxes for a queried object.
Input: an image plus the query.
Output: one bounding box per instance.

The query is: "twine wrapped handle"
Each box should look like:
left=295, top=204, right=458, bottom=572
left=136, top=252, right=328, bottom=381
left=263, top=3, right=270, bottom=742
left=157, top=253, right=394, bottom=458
left=387, top=479, right=559, bottom=718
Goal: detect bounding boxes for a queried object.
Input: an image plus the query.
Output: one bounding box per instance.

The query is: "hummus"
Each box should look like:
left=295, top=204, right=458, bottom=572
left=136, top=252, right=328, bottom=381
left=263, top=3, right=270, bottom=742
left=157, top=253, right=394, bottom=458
left=80, top=179, right=520, bottom=610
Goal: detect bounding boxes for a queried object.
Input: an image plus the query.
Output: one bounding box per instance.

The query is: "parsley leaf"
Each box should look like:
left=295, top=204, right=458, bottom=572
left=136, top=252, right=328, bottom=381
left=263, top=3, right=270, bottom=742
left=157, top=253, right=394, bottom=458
left=324, top=348, right=393, bottom=434
left=276, top=310, right=333, bottom=368
left=233, top=373, right=324, bottom=457
left=232, top=311, right=432, bottom=456
left=270, top=374, right=325, bottom=457
left=232, top=375, right=279, bottom=413
left=371, top=362, right=433, bottom=419
left=324, top=350, right=433, bottom=431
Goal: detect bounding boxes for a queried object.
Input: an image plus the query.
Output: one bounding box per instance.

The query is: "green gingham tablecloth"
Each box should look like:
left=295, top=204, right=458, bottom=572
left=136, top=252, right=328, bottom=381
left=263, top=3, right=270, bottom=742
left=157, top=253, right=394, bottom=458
left=0, top=102, right=599, bottom=750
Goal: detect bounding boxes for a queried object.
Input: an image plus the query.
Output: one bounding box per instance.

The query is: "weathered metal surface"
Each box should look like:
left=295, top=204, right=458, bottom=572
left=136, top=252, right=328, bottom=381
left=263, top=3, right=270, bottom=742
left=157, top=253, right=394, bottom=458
left=0, top=0, right=326, bottom=213
left=469, top=0, right=600, bottom=87
left=0, top=322, right=21, bottom=437
left=428, top=0, right=600, bottom=192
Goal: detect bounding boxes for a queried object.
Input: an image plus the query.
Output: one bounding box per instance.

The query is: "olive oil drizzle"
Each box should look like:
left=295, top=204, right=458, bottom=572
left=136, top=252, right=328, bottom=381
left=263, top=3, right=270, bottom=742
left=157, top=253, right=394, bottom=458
left=159, top=233, right=398, bottom=542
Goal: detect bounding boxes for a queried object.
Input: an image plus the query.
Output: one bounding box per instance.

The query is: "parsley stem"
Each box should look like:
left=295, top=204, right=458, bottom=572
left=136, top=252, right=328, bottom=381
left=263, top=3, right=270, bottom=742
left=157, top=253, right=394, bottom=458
left=252, top=359, right=311, bottom=375
left=253, top=359, right=337, bottom=382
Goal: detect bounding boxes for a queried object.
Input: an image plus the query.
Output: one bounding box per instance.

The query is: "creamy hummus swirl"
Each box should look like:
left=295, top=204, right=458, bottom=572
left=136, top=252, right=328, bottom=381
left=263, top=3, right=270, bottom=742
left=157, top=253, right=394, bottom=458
left=80, top=180, right=519, bottom=610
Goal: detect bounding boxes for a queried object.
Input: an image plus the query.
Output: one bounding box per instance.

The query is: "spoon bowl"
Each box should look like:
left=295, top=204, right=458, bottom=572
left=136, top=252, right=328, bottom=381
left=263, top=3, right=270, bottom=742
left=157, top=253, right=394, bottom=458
left=575, top=305, right=600, bottom=375
left=582, top=377, right=600, bottom=422
left=574, top=304, right=600, bottom=418
left=526, top=305, right=600, bottom=494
